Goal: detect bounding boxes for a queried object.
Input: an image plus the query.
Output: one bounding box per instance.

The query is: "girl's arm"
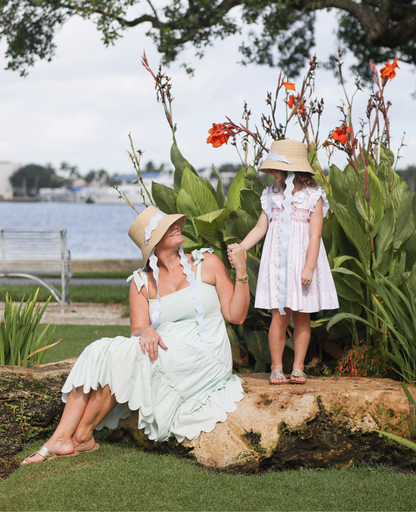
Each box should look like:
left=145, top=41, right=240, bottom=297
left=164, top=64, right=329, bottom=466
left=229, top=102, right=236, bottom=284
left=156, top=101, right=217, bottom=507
left=240, top=211, right=268, bottom=250
left=301, top=197, right=323, bottom=286
left=227, top=211, right=268, bottom=268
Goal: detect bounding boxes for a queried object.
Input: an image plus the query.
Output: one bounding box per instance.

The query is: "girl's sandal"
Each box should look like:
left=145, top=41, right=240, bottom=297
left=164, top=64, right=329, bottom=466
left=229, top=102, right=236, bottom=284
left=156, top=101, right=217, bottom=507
left=270, top=369, right=287, bottom=385
left=290, top=369, right=307, bottom=384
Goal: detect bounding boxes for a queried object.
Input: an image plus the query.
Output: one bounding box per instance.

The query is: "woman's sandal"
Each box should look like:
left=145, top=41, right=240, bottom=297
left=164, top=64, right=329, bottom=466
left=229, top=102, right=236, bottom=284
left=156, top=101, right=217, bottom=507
left=270, top=369, right=287, bottom=385
left=290, top=369, right=307, bottom=384
left=78, top=443, right=100, bottom=455
left=20, top=444, right=79, bottom=465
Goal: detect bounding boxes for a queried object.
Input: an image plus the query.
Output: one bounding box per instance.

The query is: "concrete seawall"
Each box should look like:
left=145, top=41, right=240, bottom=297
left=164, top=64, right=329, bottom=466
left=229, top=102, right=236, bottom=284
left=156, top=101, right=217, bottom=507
left=72, top=259, right=143, bottom=273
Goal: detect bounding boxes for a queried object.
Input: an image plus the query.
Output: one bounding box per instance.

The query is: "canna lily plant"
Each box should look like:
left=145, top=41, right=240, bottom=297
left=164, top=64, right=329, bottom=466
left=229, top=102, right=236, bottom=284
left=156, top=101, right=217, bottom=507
left=133, top=50, right=415, bottom=379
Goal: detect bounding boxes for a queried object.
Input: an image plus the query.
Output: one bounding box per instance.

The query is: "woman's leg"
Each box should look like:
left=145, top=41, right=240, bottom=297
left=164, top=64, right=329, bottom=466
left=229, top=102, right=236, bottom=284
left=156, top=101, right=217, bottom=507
left=21, top=384, right=117, bottom=464
left=21, top=386, right=90, bottom=464
left=269, top=308, right=291, bottom=384
left=291, top=310, right=311, bottom=383
left=72, top=385, right=117, bottom=453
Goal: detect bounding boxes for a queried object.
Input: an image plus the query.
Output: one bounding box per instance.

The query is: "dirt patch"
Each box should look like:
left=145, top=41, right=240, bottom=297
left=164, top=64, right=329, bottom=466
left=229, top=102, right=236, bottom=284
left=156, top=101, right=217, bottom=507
left=0, top=302, right=130, bottom=326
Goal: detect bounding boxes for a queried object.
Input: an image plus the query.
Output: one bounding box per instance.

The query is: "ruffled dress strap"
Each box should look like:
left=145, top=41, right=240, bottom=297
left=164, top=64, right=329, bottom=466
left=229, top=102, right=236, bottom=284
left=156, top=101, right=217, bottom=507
left=308, top=186, right=329, bottom=218
left=126, top=267, right=149, bottom=294
left=191, top=248, right=213, bottom=282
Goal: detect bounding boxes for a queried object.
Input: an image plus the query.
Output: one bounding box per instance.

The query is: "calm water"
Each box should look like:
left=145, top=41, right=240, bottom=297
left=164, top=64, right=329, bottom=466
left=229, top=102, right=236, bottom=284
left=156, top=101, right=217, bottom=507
left=0, top=202, right=145, bottom=259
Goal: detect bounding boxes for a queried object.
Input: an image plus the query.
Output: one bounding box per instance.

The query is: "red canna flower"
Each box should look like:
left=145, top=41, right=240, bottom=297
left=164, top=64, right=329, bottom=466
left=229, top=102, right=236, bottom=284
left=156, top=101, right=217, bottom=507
left=330, top=124, right=352, bottom=145
left=286, top=94, right=296, bottom=108
left=380, top=58, right=400, bottom=80
left=206, top=122, right=235, bottom=148
left=283, top=82, right=296, bottom=91
left=298, top=107, right=306, bottom=116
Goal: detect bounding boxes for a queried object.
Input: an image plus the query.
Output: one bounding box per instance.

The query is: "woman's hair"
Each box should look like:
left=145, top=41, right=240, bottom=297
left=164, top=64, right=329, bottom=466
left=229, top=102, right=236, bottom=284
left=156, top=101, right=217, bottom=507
left=272, top=170, right=318, bottom=191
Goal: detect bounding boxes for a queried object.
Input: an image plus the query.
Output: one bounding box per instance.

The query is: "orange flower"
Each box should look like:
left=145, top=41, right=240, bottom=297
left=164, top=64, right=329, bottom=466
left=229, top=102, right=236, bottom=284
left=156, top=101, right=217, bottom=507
left=380, top=57, right=400, bottom=80
left=298, top=107, right=306, bottom=116
left=286, top=94, right=296, bottom=108
left=330, top=125, right=352, bottom=145
left=206, top=123, right=235, bottom=148
left=283, top=82, right=296, bottom=91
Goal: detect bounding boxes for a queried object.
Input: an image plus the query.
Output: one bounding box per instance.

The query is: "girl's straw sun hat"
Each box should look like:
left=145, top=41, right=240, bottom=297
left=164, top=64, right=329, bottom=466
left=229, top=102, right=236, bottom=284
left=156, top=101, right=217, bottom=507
left=259, top=139, right=314, bottom=174
left=129, top=206, right=186, bottom=264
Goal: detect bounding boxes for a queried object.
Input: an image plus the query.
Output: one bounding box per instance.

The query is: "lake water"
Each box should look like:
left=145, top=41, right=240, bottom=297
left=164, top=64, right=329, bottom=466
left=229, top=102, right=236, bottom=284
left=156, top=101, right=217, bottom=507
left=0, top=202, right=146, bottom=259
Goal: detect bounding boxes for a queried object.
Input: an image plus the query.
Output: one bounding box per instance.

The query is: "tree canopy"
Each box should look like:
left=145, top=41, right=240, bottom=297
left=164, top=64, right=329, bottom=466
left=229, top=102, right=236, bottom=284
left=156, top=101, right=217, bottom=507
left=9, top=163, right=63, bottom=193
left=1, top=0, right=415, bottom=79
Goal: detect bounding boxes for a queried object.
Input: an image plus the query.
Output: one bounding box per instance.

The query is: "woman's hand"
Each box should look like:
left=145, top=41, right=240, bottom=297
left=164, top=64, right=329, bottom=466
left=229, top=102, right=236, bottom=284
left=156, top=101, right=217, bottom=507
left=301, top=267, right=313, bottom=286
left=227, top=243, right=247, bottom=270
left=139, top=326, right=168, bottom=363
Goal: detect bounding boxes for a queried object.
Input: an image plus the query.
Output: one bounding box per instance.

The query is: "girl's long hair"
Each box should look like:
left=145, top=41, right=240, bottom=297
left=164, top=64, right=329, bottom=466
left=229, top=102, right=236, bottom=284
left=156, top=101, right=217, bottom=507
left=272, top=171, right=318, bottom=191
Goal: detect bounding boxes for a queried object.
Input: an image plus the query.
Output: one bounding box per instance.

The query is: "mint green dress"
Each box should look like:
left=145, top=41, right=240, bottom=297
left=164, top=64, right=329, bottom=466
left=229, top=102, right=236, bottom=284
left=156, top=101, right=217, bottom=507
left=61, top=250, right=244, bottom=442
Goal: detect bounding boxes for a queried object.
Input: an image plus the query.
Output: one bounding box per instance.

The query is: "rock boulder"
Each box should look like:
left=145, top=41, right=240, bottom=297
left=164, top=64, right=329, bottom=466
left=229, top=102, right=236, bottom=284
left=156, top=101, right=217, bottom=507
left=1, top=362, right=415, bottom=477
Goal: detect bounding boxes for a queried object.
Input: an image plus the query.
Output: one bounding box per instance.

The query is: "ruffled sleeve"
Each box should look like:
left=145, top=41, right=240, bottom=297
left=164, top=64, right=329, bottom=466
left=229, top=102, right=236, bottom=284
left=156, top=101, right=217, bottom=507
left=191, top=247, right=214, bottom=266
left=309, top=187, right=329, bottom=218
left=126, top=267, right=147, bottom=292
left=260, top=187, right=269, bottom=213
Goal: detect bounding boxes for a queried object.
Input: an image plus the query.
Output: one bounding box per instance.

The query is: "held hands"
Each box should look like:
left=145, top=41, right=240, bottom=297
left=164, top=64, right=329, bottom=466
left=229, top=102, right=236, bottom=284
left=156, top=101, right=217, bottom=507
left=226, top=243, right=247, bottom=270
left=139, top=326, right=168, bottom=363
left=301, top=267, right=313, bottom=286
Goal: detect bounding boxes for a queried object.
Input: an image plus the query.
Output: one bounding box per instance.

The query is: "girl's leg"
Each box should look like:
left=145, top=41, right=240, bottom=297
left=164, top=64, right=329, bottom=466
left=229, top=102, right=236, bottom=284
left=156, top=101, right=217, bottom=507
left=291, top=310, right=311, bottom=383
left=269, top=308, right=291, bottom=384
left=72, top=385, right=117, bottom=453
left=21, top=386, right=90, bottom=464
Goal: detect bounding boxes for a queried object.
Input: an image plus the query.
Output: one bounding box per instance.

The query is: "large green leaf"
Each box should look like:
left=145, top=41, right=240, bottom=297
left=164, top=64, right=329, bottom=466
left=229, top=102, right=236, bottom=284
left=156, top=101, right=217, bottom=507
left=194, top=209, right=230, bottom=247
left=403, top=231, right=416, bottom=270
left=333, top=273, right=363, bottom=302
left=245, top=330, right=271, bottom=365
left=176, top=187, right=200, bottom=219
left=204, top=178, right=217, bottom=200
left=211, top=166, right=225, bottom=209
left=394, top=190, right=413, bottom=249
left=181, top=168, right=219, bottom=214
left=329, top=165, right=348, bottom=205
left=391, top=179, right=408, bottom=216
left=240, top=189, right=262, bottom=220
left=355, top=192, right=375, bottom=227
left=374, top=207, right=394, bottom=269
left=328, top=197, right=371, bottom=268
left=226, top=169, right=245, bottom=211
left=366, top=164, right=384, bottom=236
left=235, top=208, right=257, bottom=240
left=152, top=182, right=177, bottom=214
left=246, top=252, right=260, bottom=296
left=171, top=142, right=197, bottom=193
left=379, top=146, right=395, bottom=168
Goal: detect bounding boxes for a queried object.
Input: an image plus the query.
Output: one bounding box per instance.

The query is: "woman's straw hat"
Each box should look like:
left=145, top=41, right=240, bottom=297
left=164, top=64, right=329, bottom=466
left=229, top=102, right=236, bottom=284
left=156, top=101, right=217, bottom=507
left=258, top=139, right=314, bottom=174
left=129, top=206, right=186, bottom=264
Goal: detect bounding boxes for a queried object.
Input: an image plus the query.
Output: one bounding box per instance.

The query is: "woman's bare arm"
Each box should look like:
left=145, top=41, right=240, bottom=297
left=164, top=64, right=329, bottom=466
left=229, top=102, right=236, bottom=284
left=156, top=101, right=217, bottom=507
left=129, top=279, right=167, bottom=363
left=202, top=249, right=250, bottom=325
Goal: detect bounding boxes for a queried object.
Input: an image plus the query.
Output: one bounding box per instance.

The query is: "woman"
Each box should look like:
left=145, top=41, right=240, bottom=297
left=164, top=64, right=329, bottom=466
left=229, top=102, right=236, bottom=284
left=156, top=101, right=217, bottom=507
left=21, top=206, right=249, bottom=464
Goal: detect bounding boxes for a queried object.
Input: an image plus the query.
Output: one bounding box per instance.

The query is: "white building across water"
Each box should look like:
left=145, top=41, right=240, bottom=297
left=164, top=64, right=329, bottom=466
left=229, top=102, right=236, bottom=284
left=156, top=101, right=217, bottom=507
left=0, top=161, right=20, bottom=200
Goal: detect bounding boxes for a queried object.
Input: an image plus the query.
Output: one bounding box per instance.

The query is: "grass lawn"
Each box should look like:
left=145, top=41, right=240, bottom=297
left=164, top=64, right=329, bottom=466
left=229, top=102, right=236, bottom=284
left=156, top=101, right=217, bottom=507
left=0, top=285, right=129, bottom=304
left=2, top=327, right=416, bottom=510
left=40, top=325, right=131, bottom=363
left=2, top=438, right=416, bottom=511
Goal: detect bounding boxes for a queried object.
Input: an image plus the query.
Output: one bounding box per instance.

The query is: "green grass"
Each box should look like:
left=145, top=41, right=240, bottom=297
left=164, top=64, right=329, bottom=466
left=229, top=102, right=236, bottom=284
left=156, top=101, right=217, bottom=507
left=73, top=271, right=133, bottom=279
left=41, top=325, right=131, bottom=363
left=0, top=285, right=129, bottom=304
left=1, top=440, right=415, bottom=511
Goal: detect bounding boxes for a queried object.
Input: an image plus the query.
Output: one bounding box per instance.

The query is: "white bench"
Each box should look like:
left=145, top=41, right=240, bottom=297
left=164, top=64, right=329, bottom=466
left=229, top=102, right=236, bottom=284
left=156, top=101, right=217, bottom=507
left=0, top=227, right=72, bottom=311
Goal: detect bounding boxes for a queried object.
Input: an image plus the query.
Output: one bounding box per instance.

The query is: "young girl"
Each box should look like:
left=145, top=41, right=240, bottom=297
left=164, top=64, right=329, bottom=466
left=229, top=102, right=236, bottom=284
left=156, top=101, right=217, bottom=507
left=228, top=139, right=338, bottom=385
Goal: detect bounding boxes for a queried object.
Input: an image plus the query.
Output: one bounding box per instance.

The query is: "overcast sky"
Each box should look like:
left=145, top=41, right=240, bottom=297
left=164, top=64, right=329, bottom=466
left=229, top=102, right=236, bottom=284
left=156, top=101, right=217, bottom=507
left=1, top=9, right=415, bottom=177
